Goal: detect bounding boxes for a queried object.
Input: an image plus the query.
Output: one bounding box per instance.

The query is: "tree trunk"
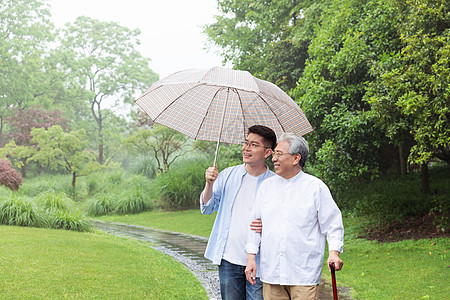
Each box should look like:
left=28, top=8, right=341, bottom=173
left=38, top=162, right=42, bottom=176
left=20, top=160, right=27, bottom=178
left=72, top=171, right=77, bottom=189
left=399, top=143, right=407, bottom=175
left=421, top=163, right=430, bottom=193
left=91, top=96, right=104, bottom=165
left=0, top=115, right=3, bottom=147
left=98, top=130, right=104, bottom=165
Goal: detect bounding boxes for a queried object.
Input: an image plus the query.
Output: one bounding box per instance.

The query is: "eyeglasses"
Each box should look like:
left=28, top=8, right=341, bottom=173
left=272, top=151, right=297, bottom=158
left=242, top=141, right=271, bottom=150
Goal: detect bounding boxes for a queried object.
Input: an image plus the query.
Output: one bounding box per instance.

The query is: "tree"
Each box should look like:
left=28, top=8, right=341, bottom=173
left=0, top=159, right=22, bottom=191
left=205, top=0, right=327, bottom=91
left=5, top=106, right=68, bottom=177
left=0, top=0, right=58, bottom=145
left=291, top=0, right=403, bottom=188
left=28, top=125, right=100, bottom=188
left=57, top=16, right=159, bottom=164
left=366, top=0, right=450, bottom=191
left=123, top=125, right=190, bottom=173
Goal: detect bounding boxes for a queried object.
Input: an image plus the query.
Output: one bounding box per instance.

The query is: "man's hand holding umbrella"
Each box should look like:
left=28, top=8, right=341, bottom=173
left=202, top=166, right=218, bottom=205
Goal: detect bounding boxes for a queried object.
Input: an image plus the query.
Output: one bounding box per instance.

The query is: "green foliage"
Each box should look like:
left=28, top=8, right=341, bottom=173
left=57, top=16, right=158, bottom=164
left=367, top=0, right=450, bottom=166
left=292, top=0, right=400, bottom=187
left=18, top=174, right=71, bottom=197
left=337, top=166, right=450, bottom=227
left=0, top=189, right=43, bottom=227
left=83, top=171, right=154, bottom=216
left=122, top=124, right=190, bottom=173
left=105, top=169, right=125, bottom=187
left=114, top=189, right=153, bottom=215
left=429, top=195, right=449, bottom=233
left=85, top=192, right=116, bottom=216
left=36, top=190, right=74, bottom=212
left=0, top=182, right=92, bottom=232
left=151, top=156, right=211, bottom=209
left=29, top=125, right=100, bottom=188
left=205, top=0, right=326, bottom=91
left=126, top=155, right=158, bottom=179
left=0, top=0, right=58, bottom=128
left=47, top=209, right=92, bottom=232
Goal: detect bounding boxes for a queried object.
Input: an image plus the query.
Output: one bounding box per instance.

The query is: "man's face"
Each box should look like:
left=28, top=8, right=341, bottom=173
left=242, top=133, right=272, bottom=166
left=272, top=140, right=300, bottom=179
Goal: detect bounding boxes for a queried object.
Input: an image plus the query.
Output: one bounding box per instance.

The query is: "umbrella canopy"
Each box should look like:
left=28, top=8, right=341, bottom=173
left=135, top=66, right=313, bottom=145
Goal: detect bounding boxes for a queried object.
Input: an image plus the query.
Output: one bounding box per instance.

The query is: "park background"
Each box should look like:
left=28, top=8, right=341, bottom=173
left=0, top=0, right=448, bottom=299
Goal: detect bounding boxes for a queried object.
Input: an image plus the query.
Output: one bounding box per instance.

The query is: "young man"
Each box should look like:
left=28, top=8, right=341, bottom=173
left=200, top=125, right=277, bottom=300
left=245, top=133, right=344, bottom=300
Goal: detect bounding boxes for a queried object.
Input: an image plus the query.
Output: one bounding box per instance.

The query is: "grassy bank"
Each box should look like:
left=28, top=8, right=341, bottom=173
left=0, top=225, right=207, bottom=299
left=100, top=209, right=449, bottom=300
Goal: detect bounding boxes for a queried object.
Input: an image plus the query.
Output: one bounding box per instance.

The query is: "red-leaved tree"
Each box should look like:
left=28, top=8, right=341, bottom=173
left=0, top=159, right=22, bottom=191
left=5, top=106, right=68, bottom=177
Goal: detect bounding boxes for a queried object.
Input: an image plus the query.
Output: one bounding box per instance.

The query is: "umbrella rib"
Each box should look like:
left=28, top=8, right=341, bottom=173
left=255, top=93, right=287, bottom=132
left=193, top=86, right=228, bottom=140
left=236, top=90, right=248, bottom=143
left=152, top=83, right=205, bottom=122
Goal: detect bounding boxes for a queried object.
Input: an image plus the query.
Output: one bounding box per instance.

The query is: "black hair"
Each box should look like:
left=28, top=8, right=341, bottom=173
left=247, top=125, right=277, bottom=150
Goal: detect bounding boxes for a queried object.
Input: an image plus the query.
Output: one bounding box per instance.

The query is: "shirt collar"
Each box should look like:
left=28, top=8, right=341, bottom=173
left=240, top=163, right=272, bottom=179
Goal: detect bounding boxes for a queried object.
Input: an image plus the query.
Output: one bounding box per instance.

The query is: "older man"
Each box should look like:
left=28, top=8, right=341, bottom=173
left=245, top=133, right=344, bottom=300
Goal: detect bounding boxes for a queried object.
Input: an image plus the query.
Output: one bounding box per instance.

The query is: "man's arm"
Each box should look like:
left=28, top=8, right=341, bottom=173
left=327, top=250, right=343, bottom=271
left=245, top=254, right=257, bottom=285
left=317, top=182, right=344, bottom=270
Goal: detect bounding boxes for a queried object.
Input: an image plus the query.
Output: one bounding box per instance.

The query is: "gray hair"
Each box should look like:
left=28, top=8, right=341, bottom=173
left=278, top=133, right=309, bottom=167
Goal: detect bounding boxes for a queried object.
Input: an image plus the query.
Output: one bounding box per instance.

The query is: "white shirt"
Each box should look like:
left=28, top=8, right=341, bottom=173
left=246, top=171, right=344, bottom=285
left=223, top=173, right=258, bottom=266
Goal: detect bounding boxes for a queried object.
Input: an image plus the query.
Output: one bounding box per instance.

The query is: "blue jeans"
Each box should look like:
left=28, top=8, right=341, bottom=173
left=218, top=259, right=263, bottom=300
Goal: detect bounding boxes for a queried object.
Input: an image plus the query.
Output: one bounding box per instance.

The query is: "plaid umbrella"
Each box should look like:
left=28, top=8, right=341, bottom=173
left=135, top=66, right=313, bottom=164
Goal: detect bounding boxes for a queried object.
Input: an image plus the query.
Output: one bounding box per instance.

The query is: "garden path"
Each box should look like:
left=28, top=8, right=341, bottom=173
left=92, top=220, right=352, bottom=300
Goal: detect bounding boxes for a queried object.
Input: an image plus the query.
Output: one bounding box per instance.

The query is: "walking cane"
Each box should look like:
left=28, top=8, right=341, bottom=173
left=329, top=262, right=338, bottom=300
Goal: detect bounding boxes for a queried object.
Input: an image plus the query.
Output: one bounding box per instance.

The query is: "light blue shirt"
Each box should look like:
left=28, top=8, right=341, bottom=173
left=200, top=163, right=275, bottom=273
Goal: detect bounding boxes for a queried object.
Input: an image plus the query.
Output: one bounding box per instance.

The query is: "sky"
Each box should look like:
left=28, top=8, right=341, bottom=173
left=49, top=0, right=226, bottom=79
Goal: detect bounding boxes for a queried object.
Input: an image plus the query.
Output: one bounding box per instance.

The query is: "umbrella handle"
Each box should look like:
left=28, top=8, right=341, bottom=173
left=213, top=140, right=220, bottom=167
left=330, top=262, right=338, bottom=300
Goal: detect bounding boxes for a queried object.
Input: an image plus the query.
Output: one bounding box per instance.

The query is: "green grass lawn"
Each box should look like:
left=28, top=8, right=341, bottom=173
left=0, top=225, right=207, bottom=299
left=100, top=209, right=450, bottom=300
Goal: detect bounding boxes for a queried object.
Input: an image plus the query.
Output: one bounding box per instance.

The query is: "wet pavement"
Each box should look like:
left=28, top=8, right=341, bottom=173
left=92, top=221, right=352, bottom=300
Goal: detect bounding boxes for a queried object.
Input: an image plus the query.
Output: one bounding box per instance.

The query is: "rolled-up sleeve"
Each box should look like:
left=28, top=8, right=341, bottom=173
left=200, top=173, right=224, bottom=215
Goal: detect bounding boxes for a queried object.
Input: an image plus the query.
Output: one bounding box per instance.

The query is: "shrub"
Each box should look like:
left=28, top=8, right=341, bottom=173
left=336, top=166, right=450, bottom=227
left=0, top=191, right=44, bottom=227
left=0, top=159, right=22, bottom=191
left=151, top=156, right=210, bottom=209
left=48, top=210, right=92, bottom=232
left=85, top=175, right=101, bottom=196
left=85, top=192, right=116, bottom=216
left=127, top=155, right=157, bottom=179
left=114, top=189, right=153, bottom=214
left=19, top=174, right=68, bottom=197
left=114, top=175, right=153, bottom=214
left=36, top=190, right=74, bottom=212
left=105, top=170, right=124, bottom=186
